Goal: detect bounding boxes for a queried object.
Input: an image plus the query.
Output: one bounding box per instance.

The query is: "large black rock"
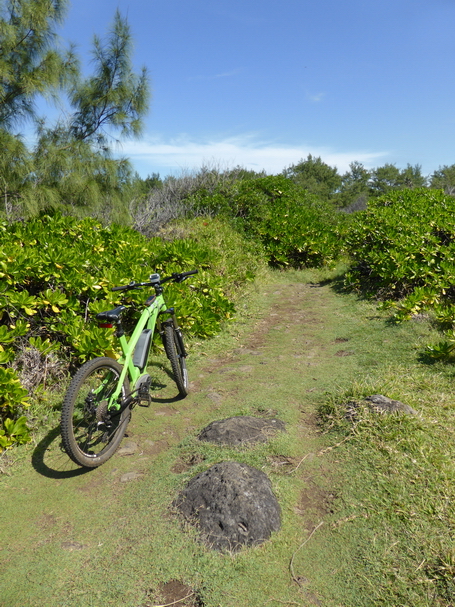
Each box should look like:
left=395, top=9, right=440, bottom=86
left=174, top=461, right=281, bottom=552
left=198, top=416, right=286, bottom=446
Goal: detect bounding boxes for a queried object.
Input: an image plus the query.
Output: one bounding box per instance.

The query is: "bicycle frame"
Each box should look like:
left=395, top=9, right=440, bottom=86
left=102, top=293, right=172, bottom=411
left=93, top=270, right=197, bottom=413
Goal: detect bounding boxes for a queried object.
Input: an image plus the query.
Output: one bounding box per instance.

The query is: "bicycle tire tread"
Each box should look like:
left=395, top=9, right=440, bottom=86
left=60, top=357, right=131, bottom=468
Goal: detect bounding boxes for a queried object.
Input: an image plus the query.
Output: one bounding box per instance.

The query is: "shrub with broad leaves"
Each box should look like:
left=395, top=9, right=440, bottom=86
left=343, top=189, right=455, bottom=360
left=0, top=212, right=263, bottom=441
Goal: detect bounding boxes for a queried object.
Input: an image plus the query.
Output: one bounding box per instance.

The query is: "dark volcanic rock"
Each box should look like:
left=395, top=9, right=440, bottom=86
left=198, top=415, right=286, bottom=446
left=174, top=461, right=281, bottom=552
left=365, top=394, right=417, bottom=415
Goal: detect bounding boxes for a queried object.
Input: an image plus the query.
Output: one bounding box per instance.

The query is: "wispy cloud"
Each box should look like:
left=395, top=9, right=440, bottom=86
left=120, top=133, right=387, bottom=177
left=307, top=92, right=325, bottom=103
left=188, top=68, right=244, bottom=81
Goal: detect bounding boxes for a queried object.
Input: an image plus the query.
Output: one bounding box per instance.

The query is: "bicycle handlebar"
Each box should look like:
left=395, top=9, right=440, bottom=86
left=161, top=270, right=198, bottom=284
left=111, top=270, right=198, bottom=292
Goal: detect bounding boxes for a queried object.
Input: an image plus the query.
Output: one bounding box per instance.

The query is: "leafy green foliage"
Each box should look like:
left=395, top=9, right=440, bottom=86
left=183, top=174, right=344, bottom=268
left=0, top=212, right=264, bottom=437
left=343, top=188, right=455, bottom=358
left=249, top=182, right=342, bottom=267
left=0, top=415, right=31, bottom=451
left=344, top=189, right=455, bottom=303
left=0, top=366, right=29, bottom=426
left=0, top=212, right=242, bottom=356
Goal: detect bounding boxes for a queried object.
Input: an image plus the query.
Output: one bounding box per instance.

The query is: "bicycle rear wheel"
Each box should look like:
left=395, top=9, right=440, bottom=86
left=162, top=324, right=189, bottom=397
left=60, top=357, right=131, bottom=468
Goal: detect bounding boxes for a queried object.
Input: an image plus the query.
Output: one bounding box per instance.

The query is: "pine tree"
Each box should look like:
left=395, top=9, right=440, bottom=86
left=0, top=1, right=150, bottom=221
left=0, top=0, right=77, bottom=130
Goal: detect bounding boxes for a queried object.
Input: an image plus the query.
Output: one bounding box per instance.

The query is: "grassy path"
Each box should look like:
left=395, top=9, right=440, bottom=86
left=1, top=268, right=451, bottom=606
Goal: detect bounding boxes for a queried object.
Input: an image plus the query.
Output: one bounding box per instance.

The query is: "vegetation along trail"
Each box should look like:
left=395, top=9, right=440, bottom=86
left=1, top=267, right=452, bottom=607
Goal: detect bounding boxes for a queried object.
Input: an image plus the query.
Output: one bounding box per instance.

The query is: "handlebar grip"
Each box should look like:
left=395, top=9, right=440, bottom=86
left=111, top=286, right=127, bottom=291
left=178, top=270, right=198, bottom=279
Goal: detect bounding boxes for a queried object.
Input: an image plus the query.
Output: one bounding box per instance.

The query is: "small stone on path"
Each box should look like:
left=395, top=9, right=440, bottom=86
left=61, top=541, right=85, bottom=551
left=117, top=440, right=138, bottom=456
left=119, top=471, right=144, bottom=483
left=365, top=394, right=417, bottom=415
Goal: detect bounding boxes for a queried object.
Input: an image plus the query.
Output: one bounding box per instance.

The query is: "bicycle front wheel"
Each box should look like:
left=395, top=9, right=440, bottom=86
left=60, top=357, right=131, bottom=468
left=163, top=324, right=189, bottom=397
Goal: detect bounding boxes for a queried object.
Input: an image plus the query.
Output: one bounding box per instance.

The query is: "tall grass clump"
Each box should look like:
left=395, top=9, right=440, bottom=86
left=318, top=365, right=455, bottom=606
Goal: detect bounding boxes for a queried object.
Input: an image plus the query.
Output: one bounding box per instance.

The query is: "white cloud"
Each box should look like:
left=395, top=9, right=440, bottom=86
left=119, top=133, right=387, bottom=177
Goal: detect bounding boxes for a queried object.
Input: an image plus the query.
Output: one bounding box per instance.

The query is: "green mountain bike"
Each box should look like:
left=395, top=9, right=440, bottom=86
left=60, top=270, right=198, bottom=468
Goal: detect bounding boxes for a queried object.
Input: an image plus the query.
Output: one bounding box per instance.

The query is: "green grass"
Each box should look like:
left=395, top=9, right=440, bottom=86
left=2, top=266, right=455, bottom=606
left=318, top=364, right=455, bottom=606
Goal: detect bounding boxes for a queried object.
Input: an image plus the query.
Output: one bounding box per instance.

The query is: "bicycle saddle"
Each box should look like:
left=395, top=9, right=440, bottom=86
left=96, top=306, right=126, bottom=323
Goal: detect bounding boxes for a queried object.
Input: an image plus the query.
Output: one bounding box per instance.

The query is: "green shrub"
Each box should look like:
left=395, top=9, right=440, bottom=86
left=0, top=366, right=30, bottom=449
left=0, top=415, right=31, bottom=452
left=186, top=175, right=344, bottom=267
left=0, top=212, right=266, bottom=439
left=0, top=212, right=242, bottom=359
left=343, top=189, right=455, bottom=359
left=344, top=189, right=455, bottom=305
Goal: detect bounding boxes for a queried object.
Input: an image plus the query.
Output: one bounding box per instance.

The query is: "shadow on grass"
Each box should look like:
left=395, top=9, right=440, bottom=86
left=146, top=361, right=187, bottom=404
left=32, top=426, right=92, bottom=480
left=311, top=271, right=354, bottom=295
left=417, top=351, right=455, bottom=376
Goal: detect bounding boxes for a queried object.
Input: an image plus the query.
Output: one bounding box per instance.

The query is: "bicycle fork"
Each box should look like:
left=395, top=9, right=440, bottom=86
left=157, top=307, right=187, bottom=358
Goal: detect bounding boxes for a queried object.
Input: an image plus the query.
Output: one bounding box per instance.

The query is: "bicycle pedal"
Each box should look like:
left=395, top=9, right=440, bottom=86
left=135, top=373, right=152, bottom=406
left=137, top=387, right=152, bottom=405
left=138, top=395, right=152, bottom=407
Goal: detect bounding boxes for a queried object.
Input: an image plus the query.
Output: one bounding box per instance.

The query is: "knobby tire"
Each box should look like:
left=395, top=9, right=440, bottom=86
left=163, top=324, right=189, bottom=397
left=60, top=357, right=131, bottom=468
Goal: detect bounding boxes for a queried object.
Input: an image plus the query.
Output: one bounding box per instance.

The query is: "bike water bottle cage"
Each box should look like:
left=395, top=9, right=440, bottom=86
left=96, top=305, right=126, bottom=327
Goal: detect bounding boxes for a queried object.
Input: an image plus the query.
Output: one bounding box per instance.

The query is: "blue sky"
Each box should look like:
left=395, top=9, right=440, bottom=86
left=51, top=0, right=455, bottom=179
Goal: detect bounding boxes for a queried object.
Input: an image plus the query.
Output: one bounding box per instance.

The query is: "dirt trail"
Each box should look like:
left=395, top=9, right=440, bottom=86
left=1, top=273, right=367, bottom=607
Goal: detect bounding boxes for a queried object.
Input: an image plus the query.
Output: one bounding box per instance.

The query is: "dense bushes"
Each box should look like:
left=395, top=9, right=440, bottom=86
left=0, top=212, right=265, bottom=444
left=344, top=189, right=455, bottom=305
left=343, top=189, right=455, bottom=358
left=173, top=174, right=345, bottom=268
